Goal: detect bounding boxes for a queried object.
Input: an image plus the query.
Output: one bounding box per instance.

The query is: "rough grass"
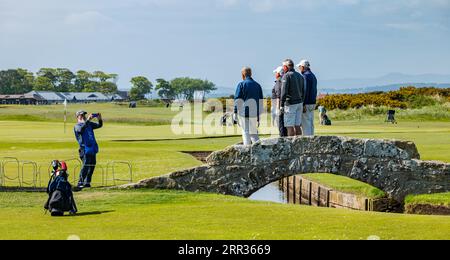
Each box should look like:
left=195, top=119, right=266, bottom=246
left=0, top=190, right=449, bottom=240
left=328, top=103, right=450, bottom=122
left=302, top=174, right=386, bottom=199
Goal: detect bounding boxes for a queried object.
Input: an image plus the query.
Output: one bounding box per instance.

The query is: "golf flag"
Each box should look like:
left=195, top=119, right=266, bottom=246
left=63, top=99, right=67, bottom=133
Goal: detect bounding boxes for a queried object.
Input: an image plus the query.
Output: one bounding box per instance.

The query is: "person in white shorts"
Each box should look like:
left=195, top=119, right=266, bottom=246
left=280, top=59, right=305, bottom=136
left=297, top=60, right=318, bottom=136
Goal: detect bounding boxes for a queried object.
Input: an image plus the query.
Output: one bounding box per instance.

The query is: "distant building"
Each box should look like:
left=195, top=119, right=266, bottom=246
left=0, top=91, right=126, bottom=105
left=0, top=93, right=44, bottom=105
left=116, top=90, right=129, bottom=100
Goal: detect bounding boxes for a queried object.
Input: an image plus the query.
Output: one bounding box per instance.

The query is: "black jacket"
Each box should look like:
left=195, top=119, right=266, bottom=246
left=281, top=69, right=305, bottom=107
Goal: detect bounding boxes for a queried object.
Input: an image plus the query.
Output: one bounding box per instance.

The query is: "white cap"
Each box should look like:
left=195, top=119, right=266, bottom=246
left=273, top=66, right=283, bottom=74
left=297, top=60, right=310, bottom=68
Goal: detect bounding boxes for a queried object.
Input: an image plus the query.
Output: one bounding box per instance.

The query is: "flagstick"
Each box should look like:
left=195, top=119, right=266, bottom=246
left=63, top=99, right=67, bottom=134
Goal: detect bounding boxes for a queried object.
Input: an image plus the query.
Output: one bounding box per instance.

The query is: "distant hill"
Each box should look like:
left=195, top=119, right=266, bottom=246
left=208, top=73, right=450, bottom=97
left=320, top=73, right=450, bottom=89
left=319, top=83, right=450, bottom=94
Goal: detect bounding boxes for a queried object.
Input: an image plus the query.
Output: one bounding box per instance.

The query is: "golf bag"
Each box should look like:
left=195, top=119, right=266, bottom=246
left=386, top=110, right=397, bottom=124
left=44, top=160, right=77, bottom=216
left=323, top=114, right=332, bottom=126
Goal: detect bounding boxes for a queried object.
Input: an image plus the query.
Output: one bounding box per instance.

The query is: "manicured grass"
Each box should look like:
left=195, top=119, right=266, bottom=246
left=405, top=193, right=450, bottom=207
left=0, top=190, right=449, bottom=240
left=0, top=103, right=178, bottom=125
left=0, top=104, right=449, bottom=240
left=302, top=174, right=386, bottom=199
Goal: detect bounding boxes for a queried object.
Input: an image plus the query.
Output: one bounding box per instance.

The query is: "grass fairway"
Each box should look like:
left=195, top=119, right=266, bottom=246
left=0, top=104, right=449, bottom=240
left=0, top=190, right=449, bottom=240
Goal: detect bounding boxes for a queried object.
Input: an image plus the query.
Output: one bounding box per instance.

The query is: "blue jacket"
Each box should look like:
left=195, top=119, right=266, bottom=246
left=74, top=121, right=103, bottom=156
left=302, top=70, right=318, bottom=105
left=234, top=77, right=264, bottom=118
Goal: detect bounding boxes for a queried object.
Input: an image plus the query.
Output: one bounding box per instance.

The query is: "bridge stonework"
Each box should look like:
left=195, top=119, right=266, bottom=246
left=122, top=136, right=449, bottom=202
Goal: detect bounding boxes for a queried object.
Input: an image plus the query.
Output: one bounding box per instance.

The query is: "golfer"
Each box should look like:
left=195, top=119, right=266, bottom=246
left=74, top=110, right=103, bottom=189
left=280, top=59, right=305, bottom=136
left=298, top=60, right=318, bottom=136
left=234, top=67, right=264, bottom=146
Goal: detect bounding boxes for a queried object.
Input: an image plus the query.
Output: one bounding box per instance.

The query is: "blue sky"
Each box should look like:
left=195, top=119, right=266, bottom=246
left=1, top=0, right=449, bottom=91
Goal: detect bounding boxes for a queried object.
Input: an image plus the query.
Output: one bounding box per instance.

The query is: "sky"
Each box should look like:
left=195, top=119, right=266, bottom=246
left=1, top=0, right=449, bottom=91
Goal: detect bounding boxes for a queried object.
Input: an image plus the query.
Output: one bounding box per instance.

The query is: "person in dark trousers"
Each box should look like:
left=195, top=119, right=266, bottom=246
left=234, top=67, right=264, bottom=146
left=74, top=110, right=103, bottom=189
left=272, top=66, right=288, bottom=137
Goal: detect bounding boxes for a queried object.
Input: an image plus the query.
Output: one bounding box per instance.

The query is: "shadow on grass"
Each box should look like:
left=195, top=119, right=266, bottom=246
left=0, top=187, right=46, bottom=193
left=68, top=210, right=115, bottom=217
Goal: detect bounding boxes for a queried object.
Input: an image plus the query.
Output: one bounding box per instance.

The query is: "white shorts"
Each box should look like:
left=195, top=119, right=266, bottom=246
left=302, top=104, right=316, bottom=136
left=284, top=103, right=303, bottom=127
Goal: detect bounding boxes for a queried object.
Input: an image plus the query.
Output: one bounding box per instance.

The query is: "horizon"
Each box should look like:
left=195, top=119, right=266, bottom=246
left=1, top=0, right=449, bottom=91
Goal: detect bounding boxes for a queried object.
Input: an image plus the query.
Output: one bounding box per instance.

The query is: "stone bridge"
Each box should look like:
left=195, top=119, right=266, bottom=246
left=122, top=136, right=450, bottom=202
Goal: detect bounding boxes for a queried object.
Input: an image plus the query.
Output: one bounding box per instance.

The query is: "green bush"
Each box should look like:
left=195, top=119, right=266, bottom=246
left=407, top=95, right=437, bottom=109
left=318, top=86, right=449, bottom=110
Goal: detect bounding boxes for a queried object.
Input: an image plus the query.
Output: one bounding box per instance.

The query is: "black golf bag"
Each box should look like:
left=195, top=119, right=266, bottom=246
left=323, top=115, right=332, bottom=126
left=386, top=110, right=397, bottom=124
left=44, top=160, right=78, bottom=216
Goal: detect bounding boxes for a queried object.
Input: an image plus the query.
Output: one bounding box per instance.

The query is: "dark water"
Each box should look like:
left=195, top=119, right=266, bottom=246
left=248, top=182, right=287, bottom=204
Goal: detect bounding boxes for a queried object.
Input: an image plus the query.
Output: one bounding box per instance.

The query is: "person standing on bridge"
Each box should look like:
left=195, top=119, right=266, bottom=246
left=272, top=66, right=287, bottom=137
left=234, top=67, right=264, bottom=146
left=74, top=110, right=103, bottom=190
left=280, top=59, right=305, bottom=136
left=298, top=60, right=318, bottom=136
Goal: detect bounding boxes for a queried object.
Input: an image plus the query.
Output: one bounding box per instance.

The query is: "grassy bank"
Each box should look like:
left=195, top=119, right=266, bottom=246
left=0, top=189, right=449, bottom=240
left=406, top=193, right=450, bottom=207
left=302, top=174, right=386, bottom=199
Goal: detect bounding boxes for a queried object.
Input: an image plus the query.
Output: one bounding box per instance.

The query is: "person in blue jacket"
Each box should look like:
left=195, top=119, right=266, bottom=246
left=234, top=67, right=264, bottom=146
left=74, top=110, right=103, bottom=189
left=297, top=60, right=318, bottom=136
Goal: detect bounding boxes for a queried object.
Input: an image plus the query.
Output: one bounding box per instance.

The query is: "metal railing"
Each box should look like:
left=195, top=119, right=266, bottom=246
left=105, top=161, right=133, bottom=186
left=1, top=157, right=133, bottom=189
left=1, top=157, right=21, bottom=187
left=0, top=157, right=42, bottom=188
left=20, top=161, right=39, bottom=187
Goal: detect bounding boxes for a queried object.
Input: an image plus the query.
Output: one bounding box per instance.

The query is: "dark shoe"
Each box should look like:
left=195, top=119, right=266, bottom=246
left=51, top=209, right=64, bottom=217
left=83, top=184, right=91, bottom=188
left=73, top=186, right=83, bottom=192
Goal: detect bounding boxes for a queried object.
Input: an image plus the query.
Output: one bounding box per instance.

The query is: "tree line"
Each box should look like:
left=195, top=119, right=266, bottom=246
left=0, top=68, right=119, bottom=95
left=154, top=77, right=216, bottom=101
left=0, top=68, right=217, bottom=102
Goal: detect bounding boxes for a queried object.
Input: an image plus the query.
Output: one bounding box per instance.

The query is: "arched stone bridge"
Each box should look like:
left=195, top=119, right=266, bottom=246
left=122, top=136, right=450, bottom=202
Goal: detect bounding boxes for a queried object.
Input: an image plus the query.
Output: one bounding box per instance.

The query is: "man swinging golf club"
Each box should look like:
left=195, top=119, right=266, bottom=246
left=74, top=110, right=103, bottom=190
